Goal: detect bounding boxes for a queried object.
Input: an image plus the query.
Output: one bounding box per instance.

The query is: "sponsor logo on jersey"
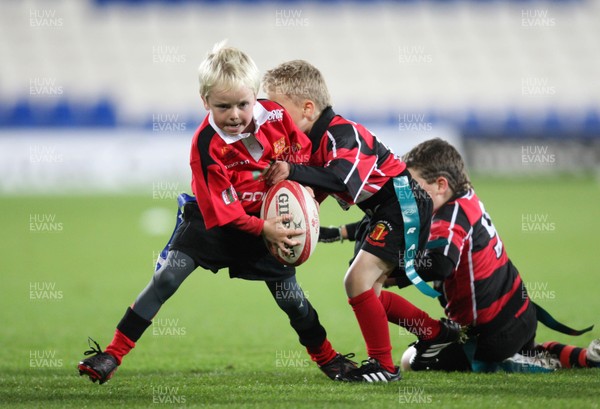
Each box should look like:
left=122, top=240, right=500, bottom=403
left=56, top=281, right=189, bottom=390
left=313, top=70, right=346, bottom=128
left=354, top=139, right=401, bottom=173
left=240, top=191, right=265, bottom=202
left=224, top=159, right=250, bottom=169
left=366, top=221, right=392, bottom=247
left=221, top=145, right=231, bottom=156
left=267, top=109, right=284, bottom=122
left=220, top=145, right=238, bottom=162
left=221, top=186, right=238, bottom=205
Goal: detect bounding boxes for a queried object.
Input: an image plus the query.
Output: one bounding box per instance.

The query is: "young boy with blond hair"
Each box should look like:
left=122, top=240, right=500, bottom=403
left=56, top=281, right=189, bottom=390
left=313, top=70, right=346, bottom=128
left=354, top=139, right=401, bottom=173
left=77, top=43, right=357, bottom=384
left=263, top=60, right=462, bottom=382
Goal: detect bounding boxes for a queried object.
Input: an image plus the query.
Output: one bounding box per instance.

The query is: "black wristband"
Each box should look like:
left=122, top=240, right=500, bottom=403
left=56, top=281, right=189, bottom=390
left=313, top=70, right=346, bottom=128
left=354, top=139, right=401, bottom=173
left=319, top=226, right=342, bottom=243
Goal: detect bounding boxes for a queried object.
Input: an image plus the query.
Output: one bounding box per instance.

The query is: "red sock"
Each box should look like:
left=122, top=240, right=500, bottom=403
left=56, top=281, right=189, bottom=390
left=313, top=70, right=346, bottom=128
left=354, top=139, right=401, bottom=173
left=349, top=289, right=395, bottom=372
left=306, top=339, right=337, bottom=366
left=379, top=290, right=441, bottom=341
left=105, top=329, right=136, bottom=365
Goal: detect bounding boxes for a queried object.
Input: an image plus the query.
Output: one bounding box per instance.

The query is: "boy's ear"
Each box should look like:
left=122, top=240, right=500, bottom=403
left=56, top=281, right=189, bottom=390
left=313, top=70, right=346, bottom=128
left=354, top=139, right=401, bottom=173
left=436, top=176, right=450, bottom=193
left=201, top=95, right=210, bottom=110
left=302, top=100, right=316, bottom=120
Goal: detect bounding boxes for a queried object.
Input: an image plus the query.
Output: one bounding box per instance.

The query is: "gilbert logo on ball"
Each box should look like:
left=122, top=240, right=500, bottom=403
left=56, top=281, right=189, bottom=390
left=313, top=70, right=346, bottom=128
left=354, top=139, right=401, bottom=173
left=260, top=180, right=319, bottom=266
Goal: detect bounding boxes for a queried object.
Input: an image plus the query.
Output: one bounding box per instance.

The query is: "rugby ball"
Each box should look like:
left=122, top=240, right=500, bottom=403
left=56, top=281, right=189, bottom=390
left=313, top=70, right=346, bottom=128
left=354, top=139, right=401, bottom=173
left=260, top=180, right=319, bottom=266
left=400, top=345, right=416, bottom=372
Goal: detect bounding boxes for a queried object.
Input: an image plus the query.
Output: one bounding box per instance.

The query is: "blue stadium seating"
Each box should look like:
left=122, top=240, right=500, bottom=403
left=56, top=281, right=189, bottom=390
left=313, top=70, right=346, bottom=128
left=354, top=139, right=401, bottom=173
left=0, top=0, right=597, bottom=140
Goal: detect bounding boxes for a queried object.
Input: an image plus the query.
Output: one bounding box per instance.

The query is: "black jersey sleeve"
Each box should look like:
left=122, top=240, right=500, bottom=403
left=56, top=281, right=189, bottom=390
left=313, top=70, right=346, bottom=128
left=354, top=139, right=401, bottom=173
left=345, top=221, right=362, bottom=241
left=288, top=163, right=346, bottom=192
left=394, top=252, right=455, bottom=288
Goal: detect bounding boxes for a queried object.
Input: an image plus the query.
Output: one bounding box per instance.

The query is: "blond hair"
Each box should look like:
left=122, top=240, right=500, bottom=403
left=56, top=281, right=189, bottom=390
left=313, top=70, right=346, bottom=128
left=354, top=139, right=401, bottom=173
left=198, top=40, right=260, bottom=100
left=262, top=60, right=331, bottom=113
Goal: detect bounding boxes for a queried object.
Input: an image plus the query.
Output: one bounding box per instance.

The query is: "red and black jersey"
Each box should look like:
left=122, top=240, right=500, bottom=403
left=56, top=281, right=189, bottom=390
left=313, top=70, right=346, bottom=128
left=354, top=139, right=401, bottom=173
left=288, top=107, right=405, bottom=208
left=428, top=189, right=528, bottom=329
left=190, top=99, right=311, bottom=234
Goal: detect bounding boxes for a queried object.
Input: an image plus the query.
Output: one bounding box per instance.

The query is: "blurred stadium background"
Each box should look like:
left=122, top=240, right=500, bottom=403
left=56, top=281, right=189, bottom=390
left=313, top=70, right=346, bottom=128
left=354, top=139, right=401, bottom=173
left=1, top=0, right=599, bottom=195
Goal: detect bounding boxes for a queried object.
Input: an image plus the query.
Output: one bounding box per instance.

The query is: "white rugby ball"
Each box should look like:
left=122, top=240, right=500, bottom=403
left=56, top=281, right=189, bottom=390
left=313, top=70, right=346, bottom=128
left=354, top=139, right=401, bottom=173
left=260, top=180, right=319, bottom=266
left=400, top=345, right=416, bottom=372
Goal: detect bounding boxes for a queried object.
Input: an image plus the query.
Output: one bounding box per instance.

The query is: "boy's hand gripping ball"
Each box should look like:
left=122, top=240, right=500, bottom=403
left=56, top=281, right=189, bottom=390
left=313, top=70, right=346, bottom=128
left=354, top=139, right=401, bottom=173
left=260, top=180, right=320, bottom=266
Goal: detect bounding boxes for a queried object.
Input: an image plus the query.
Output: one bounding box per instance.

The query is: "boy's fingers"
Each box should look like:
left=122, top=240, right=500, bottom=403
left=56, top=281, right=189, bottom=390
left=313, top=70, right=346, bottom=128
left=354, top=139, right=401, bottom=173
left=277, top=214, right=293, bottom=223
left=272, top=215, right=304, bottom=239
left=283, top=238, right=300, bottom=247
left=287, top=228, right=304, bottom=238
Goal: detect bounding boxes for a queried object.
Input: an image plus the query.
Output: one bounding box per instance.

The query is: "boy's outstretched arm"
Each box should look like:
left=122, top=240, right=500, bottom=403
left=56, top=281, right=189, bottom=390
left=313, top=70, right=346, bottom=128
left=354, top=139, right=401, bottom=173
left=264, top=161, right=346, bottom=192
left=388, top=253, right=455, bottom=289
left=319, top=221, right=362, bottom=243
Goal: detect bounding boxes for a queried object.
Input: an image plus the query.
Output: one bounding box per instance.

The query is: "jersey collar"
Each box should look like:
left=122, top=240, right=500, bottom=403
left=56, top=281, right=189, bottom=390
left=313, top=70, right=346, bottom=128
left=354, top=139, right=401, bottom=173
left=308, top=106, right=336, bottom=153
left=210, top=102, right=270, bottom=145
left=449, top=188, right=473, bottom=204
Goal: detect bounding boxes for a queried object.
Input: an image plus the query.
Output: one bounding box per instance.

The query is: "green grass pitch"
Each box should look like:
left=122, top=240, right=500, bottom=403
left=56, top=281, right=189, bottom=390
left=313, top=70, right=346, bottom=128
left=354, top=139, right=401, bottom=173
left=1, top=175, right=599, bottom=408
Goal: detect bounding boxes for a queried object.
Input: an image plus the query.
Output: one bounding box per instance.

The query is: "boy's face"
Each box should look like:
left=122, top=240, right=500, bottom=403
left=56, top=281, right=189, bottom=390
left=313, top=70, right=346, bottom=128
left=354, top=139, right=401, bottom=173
left=408, top=168, right=452, bottom=213
left=266, top=92, right=311, bottom=133
left=203, top=85, right=257, bottom=136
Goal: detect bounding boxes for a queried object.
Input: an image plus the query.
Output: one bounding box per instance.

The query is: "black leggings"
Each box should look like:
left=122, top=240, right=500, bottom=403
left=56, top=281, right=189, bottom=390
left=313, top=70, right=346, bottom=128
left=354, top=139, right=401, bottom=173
left=132, top=250, right=327, bottom=347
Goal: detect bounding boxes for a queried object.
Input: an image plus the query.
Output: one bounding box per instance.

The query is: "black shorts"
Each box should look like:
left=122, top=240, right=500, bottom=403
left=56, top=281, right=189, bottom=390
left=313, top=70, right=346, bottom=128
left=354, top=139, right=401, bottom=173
left=169, top=202, right=295, bottom=281
left=355, top=171, right=432, bottom=267
left=411, top=302, right=537, bottom=372
left=473, top=300, right=537, bottom=362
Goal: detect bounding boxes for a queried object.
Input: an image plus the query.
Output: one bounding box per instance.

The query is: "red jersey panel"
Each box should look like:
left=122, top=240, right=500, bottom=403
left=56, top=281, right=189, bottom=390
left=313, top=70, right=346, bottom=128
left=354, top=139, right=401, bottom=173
left=428, top=189, right=526, bottom=327
left=190, top=100, right=311, bottom=232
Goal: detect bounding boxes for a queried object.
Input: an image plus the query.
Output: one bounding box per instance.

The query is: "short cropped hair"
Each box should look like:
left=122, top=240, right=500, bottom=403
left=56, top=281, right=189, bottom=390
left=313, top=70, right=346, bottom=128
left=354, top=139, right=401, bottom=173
left=198, top=40, right=260, bottom=100
left=262, top=60, right=331, bottom=113
left=403, top=138, right=472, bottom=195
